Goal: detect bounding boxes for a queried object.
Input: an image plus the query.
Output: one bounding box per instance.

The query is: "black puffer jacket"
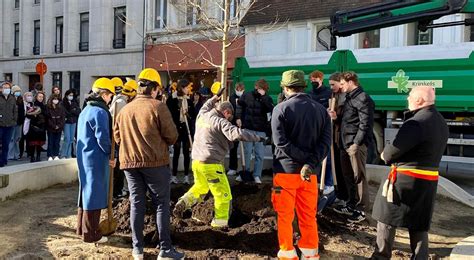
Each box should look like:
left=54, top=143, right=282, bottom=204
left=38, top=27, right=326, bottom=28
left=237, top=90, right=274, bottom=133
left=310, top=85, right=332, bottom=108
left=339, top=87, right=374, bottom=149
left=63, top=99, right=81, bottom=124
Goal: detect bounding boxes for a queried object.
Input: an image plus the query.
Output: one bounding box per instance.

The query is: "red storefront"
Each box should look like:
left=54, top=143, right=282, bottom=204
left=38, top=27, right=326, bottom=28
left=145, top=37, right=245, bottom=89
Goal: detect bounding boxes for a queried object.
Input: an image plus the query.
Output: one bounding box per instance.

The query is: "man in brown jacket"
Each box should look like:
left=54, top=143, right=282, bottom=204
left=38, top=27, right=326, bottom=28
left=114, top=68, right=184, bottom=260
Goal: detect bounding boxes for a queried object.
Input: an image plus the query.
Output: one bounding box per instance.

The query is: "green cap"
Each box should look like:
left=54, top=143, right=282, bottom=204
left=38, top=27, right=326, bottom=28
left=281, top=70, right=306, bottom=88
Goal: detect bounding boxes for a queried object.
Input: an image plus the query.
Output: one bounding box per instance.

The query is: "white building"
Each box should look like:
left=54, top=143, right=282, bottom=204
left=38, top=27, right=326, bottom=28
left=0, top=0, right=144, bottom=101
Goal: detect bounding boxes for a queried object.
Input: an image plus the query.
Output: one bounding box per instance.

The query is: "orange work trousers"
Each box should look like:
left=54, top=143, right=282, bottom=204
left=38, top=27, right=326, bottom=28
left=272, top=173, right=319, bottom=253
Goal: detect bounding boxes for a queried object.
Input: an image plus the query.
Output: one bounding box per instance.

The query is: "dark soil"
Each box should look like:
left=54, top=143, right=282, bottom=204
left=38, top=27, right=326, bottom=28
left=113, top=182, right=385, bottom=258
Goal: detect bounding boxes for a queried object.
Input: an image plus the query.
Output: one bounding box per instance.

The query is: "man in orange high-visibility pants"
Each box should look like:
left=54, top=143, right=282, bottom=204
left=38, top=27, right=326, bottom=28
left=271, top=70, right=331, bottom=259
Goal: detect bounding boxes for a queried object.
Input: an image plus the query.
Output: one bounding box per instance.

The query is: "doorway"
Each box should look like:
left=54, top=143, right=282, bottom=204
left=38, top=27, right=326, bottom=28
left=28, top=75, right=40, bottom=91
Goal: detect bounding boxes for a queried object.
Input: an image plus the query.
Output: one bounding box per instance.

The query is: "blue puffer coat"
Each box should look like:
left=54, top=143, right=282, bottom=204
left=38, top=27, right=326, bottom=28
left=76, top=100, right=111, bottom=210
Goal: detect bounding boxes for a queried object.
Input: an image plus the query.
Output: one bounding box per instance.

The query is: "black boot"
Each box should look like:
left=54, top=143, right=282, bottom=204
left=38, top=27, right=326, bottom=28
left=30, top=155, right=35, bottom=163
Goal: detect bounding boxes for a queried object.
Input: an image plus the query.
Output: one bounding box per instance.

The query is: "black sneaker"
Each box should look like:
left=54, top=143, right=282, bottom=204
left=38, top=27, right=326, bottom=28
left=333, top=205, right=354, bottom=216
left=347, top=210, right=366, bottom=223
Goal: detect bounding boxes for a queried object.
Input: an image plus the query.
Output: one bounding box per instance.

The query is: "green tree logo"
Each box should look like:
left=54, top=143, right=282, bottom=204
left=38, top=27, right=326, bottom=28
left=392, top=69, right=409, bottom=93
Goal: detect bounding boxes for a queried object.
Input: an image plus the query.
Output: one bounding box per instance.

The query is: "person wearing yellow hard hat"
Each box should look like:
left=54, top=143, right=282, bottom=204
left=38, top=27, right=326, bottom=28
left=76, top=77, right=115, bottom=245
left=109, top=77, right=137, bottom=200
left=111, top=77, right=124, bottom=95
left=114, top=68, right=184, bottom=260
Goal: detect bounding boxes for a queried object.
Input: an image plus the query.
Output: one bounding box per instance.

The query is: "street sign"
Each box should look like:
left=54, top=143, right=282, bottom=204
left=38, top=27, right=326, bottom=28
left=36, top=60, right=47, bottom=75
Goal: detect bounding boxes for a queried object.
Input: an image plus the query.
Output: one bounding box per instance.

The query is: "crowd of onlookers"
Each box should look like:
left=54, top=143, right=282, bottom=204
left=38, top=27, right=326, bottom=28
left=0, top=82, right=81, bottom=166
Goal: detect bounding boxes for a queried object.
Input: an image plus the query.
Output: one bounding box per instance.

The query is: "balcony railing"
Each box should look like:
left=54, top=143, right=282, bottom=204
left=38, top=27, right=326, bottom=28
left=55, top=44, right=63, bottom=54
left=79, top=42, right=89, bottom=52
left=13, top=48, right=19, bottom=56
left=33, top=46, right=40, bottom=55
left=113, top=38, right=125, bottom=49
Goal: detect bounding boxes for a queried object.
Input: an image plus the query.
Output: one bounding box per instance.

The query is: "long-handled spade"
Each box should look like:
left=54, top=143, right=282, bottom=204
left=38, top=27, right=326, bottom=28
left=99, top=103, right=118, bottom=236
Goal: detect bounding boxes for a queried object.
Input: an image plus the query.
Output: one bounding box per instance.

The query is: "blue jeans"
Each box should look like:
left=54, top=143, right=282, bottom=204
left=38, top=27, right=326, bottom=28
left=61, top=123, right=76, bottom=158
left=243, top=130, right=266, bottom=178
left=47, top=131, right=62, bottom=157
left=124, top=166, right=172, bottom=253
left=8, top=125, right=22, bottom=159
left=0, top=126, right=14, bottom=167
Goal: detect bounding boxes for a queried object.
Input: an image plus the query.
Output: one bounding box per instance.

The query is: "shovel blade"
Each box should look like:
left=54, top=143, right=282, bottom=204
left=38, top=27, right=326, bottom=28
left=99, top=219, right=118, bottom=236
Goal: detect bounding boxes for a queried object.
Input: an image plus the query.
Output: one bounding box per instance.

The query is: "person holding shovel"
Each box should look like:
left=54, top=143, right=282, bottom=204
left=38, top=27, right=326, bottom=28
left=173, top=86, right=263, bottom=228
left=114, top=68, right=184, bottom=260
left=271, top=70, right=331, bottom=260
left=76, top=78, right=115, bottom=244
left=167, top=79, right=195, bottom=184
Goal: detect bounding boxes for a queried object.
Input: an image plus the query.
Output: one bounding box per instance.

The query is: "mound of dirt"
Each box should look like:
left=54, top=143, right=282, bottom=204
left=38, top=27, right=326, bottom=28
left=113, top=182, right=390, bottom=258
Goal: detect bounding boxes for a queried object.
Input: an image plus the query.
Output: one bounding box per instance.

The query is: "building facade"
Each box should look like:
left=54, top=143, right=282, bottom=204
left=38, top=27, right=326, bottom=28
left=0, top=0, right=144, bottom=101
left=144, top=0, right=246, bottom=89
left=242, top=1, right=474, bottom=68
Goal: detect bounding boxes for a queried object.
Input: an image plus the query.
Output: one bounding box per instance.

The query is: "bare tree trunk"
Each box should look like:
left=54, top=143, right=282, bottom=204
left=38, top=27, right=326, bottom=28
left=220, top=0, right=230, bottom=100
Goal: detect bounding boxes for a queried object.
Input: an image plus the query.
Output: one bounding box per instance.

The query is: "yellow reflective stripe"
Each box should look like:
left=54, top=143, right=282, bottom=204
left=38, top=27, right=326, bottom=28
left=397, top=168, right=438, bottom=176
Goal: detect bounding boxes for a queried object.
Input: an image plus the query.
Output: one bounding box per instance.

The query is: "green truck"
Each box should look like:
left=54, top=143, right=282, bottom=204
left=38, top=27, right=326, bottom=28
left=233, top=0, right=474, bottom=175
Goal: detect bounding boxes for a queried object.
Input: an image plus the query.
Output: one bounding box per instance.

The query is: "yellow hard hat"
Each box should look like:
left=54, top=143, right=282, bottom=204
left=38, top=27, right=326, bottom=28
left=122, top=79, right=138, bottom=97
left=138, top=68, right=161, bottom=86
left=211, top=82, right=221, bottom=95
left=111, top=77, right=123, bottom=87
left=92, top=78, right=115, bottom=93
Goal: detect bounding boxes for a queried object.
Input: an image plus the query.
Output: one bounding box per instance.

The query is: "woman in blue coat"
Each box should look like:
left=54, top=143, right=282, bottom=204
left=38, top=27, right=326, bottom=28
left=76, top=78, right=115, bottom=243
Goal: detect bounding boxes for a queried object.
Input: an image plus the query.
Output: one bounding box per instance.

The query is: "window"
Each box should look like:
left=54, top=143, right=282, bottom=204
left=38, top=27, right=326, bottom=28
left=34, top=0, right=40, bottom=4
left=154, top=0, right=167, bottom=29
left=221, top=0, right=241, bottom=20
left=314, top=24, right=331, bottom=51
left=186, top=0, right=201, bottom=26
left=4, top=73, right=13, bottom=83
left=79, top=13, right=89, bottom=51
left=359, top=29, right=380, bottom=48
left=13, top=23, right=19, bottom=56
left=14, top=0, right=19, bottom=9
left=33, top=20, right=40, bottom=55
left=69, top=72, right=80, bottom=93
left=55, top=17, right=63, bottom=53
left=113, top=7, right=126, bottom=49
left=52, top=72, right=62, bottom=89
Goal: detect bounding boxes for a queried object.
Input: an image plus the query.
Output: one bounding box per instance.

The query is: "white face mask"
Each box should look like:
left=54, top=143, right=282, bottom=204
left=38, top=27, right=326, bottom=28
left=26, top=96, right=33, bottom=102
left=53, top=99, right=59, bottom=105
left=236, top=90, right=244, bottom=97
left=67, top=95, right=74, bottom=101
left=3, top=89, right=11, bottom=95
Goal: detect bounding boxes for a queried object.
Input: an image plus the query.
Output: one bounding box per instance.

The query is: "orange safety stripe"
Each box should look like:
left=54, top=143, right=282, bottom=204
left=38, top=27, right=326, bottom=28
left=397, top=168, right=439, bottom=181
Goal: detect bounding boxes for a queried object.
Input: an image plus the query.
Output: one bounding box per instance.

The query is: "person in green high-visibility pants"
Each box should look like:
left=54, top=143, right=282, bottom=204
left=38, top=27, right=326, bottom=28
left=173, top=89, right=263, bottom=228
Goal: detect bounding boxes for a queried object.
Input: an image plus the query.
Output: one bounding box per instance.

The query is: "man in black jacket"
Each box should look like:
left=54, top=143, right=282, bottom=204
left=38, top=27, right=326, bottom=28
left=331, top=71, right=374, bottom=223
left=236, top=79, right=274, bottom=183
left=271, top=70, right=330, bottom=259
left=371, top=86, right=448, bottom=259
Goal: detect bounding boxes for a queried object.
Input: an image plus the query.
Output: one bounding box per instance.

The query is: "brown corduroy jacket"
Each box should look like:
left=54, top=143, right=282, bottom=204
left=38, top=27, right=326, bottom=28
left=114, top=95, right=178, bottom=169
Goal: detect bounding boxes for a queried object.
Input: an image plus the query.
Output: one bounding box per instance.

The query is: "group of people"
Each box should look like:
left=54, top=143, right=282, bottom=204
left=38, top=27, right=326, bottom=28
left=0, top=82, right=81, bottom=166
left=73, top=65, right=447, bottom=260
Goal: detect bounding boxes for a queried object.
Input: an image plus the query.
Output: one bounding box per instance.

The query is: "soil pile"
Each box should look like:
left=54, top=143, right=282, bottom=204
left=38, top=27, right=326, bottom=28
left=113, top=182, right=392, bottom=258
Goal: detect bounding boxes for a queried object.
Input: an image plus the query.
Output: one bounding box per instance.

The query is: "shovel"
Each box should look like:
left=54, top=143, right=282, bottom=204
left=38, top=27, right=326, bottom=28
left=238, top=140, right=254, bottom=182
left=329, top=97, right=338, bottom=190
left=99, top=102, right=118, bottom=236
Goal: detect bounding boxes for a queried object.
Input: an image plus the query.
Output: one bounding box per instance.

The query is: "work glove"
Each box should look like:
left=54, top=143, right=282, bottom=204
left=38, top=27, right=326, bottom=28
left=346, top=143, right=359, bottom=156
left=300, top=164, right=313, bottom=182
left=258, top=136, right=268, bottom=143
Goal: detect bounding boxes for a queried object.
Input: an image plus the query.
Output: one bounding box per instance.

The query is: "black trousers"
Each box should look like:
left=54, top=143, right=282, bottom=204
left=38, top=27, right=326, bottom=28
left=372, top=221, right=429, bottom=260
left=173, top=131, right=190, bottom=176
left=229, top=141, right=239, bottom=171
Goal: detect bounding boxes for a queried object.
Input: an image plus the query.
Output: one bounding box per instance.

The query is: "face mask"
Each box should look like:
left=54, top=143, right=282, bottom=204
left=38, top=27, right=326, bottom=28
left=14, top=92, right=21, bottom=97
left=53, top=99, right=59, bottom=105
left=3, top=89, right=11, bottom=95
left=311, top=81, right=320, bottom=89
left=67, top=95, right=74, bottom=101
left=236, top=90, right=244, bottom=97
left=26, top=96, right=33, bottom=102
